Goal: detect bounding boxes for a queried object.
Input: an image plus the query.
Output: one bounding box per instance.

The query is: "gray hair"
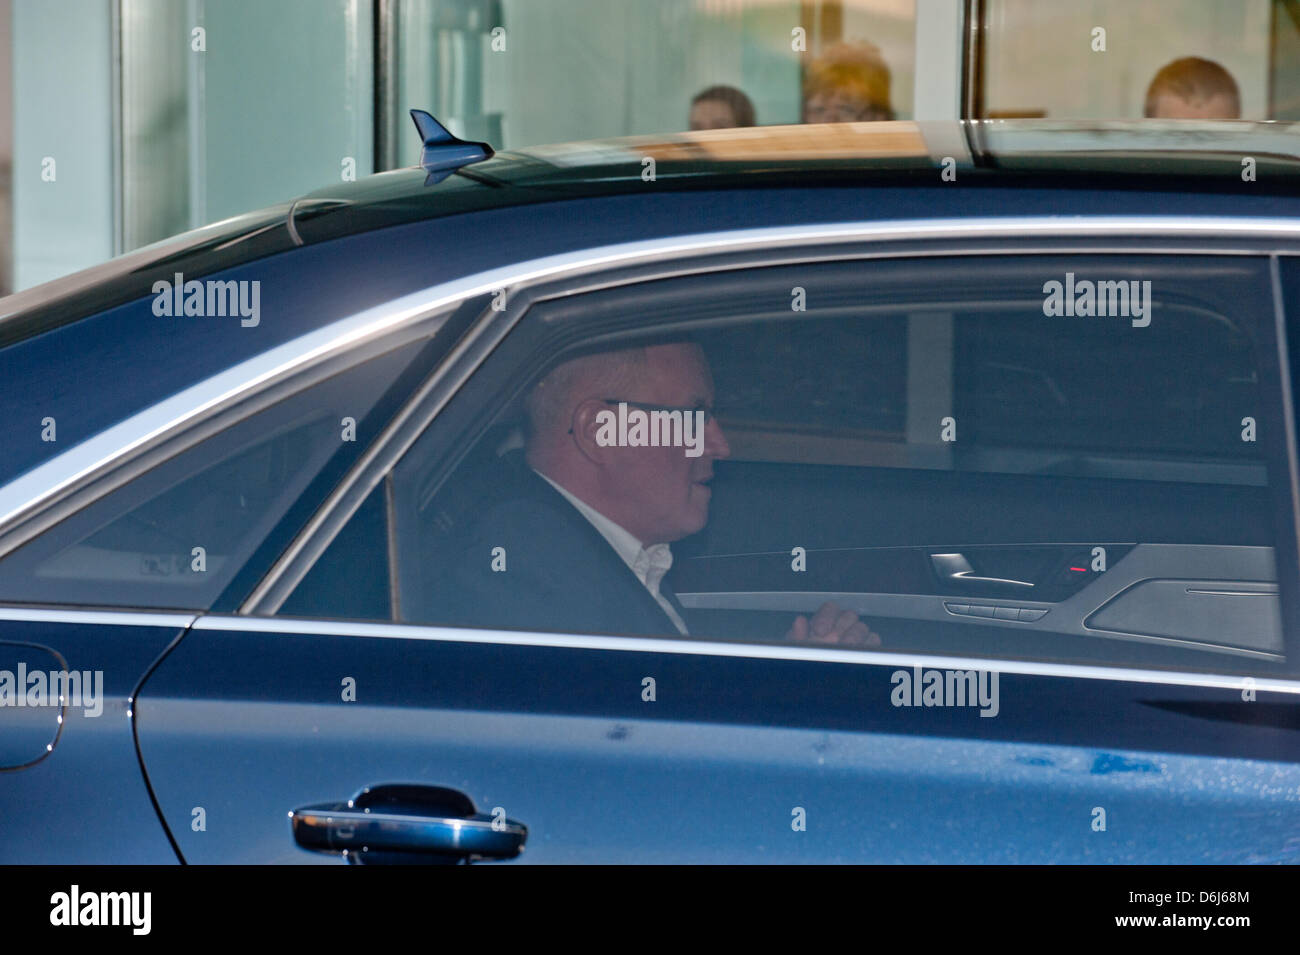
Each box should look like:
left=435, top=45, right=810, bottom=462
left=525, top=346, right=650, bottom=443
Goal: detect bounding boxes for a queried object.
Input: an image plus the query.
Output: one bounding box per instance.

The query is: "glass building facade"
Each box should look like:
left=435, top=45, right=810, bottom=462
left=0, top=0, right=1296, bottom=293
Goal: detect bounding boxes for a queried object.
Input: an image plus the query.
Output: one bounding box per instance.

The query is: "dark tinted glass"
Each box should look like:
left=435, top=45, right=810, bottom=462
left=278, top=482, right=391, bottom=620
left=0, top=341, right=428, bottom=610
left=296, top=255, right=1294, bottom=674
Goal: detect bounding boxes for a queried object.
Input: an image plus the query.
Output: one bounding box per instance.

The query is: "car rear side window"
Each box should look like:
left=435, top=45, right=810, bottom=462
left=0, top=338, right=435, bottom=611
left=281, top=253, right=1297, bottom=676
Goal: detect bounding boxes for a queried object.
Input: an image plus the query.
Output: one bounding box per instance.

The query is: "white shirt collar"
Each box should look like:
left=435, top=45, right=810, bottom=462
left=531, top=469, right=679, bottom=605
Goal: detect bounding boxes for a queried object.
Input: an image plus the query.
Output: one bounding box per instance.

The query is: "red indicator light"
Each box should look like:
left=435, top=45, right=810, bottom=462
left=1069, top=567, right=1087, bottom=572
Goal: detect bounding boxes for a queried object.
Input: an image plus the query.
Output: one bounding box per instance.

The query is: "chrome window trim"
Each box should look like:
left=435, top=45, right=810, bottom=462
left=190, top=612, right=1300, bottom=695
left=1, top=214, right=1298, bottom=578
left=0, top=599, right=1287, bottom=691
left=0, top=606, right=197, bottom=629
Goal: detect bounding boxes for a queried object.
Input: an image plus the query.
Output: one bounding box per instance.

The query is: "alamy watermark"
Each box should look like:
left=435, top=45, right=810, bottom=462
left=1042, top=272, right=1152, bottom=327
left=152, top=272, right=260, bottom=327
left=594, top=401, right=706, bottom=457
left=0, top=665, right=103, bottom=717
left=891, top=665, right=999, bottom=717
left=50, top=885, right=150, bottom=935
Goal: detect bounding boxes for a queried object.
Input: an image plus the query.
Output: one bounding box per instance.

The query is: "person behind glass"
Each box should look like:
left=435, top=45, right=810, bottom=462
left=1144, top=57, right=1241, bottom=119
left=689, top=85, right=757, bottom=130
left=802, top=41, right=894, bottom=123
left=437, top=341, right=880, bottom=647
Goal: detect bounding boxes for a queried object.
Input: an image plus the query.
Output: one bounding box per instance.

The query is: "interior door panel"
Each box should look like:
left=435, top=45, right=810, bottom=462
left=672, top=461, right=1282, bottom=665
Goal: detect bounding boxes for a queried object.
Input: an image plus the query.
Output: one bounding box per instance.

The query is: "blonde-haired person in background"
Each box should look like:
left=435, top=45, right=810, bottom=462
left=802, top=41, right=894, bottom=124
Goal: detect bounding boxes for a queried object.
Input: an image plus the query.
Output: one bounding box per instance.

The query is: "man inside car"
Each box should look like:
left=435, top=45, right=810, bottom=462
left=435, top=340, right=881, bottom=648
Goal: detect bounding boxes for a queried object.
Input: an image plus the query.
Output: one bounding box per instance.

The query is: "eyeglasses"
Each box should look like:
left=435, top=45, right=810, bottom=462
left=568, top=398, right=716, bottom=434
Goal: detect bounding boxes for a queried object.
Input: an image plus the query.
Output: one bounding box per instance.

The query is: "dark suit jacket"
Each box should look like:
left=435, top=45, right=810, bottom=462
left=429, top=453, right=690, bottom=636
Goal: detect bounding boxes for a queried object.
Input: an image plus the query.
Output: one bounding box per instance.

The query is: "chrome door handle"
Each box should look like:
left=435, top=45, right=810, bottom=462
left=931, top=553, right=1034, bottom=589
left=292, top=784, right=526, bottom=864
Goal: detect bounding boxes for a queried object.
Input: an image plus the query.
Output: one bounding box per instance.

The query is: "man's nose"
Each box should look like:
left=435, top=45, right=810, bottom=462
left=706, top=415, right=731, bottom=459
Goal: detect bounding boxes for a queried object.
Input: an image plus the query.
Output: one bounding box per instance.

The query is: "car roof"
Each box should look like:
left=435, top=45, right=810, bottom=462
left=5, top=118, right=1300, bottom=347
left=291, top=119, right=1300, bottom=239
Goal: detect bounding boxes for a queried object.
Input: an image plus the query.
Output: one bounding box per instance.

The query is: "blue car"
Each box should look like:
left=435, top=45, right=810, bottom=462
left=2, top=116, right=1300, bottom=863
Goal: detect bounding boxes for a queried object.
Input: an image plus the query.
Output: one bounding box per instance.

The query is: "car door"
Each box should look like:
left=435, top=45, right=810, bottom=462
left=0, top=305, right=463, bottom=862
left=129, top=233, right=1300, bottom=863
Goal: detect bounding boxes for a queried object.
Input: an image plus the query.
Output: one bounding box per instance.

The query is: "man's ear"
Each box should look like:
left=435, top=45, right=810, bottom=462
left=570, top=397, right=613, bottom=465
